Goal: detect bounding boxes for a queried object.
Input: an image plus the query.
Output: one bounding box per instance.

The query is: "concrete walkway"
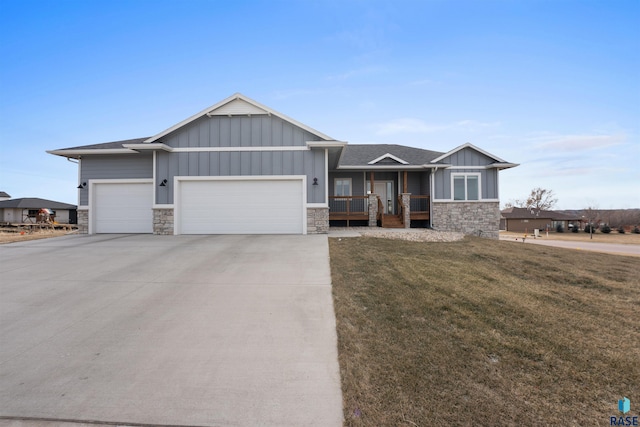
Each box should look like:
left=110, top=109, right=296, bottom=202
left=0, top=234, right=342, bottom=426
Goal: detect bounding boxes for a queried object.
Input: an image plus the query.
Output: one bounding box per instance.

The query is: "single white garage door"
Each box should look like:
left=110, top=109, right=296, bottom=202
left=179, top=179, right=304, bottom=234
left=94, top=182, right=153, bottom=233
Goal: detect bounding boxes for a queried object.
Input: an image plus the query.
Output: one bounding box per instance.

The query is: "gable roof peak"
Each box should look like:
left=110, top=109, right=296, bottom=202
left=145, top=93, right=334, bottom=143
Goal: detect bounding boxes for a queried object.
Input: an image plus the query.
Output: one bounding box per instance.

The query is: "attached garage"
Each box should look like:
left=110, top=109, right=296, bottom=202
left=91, top=181, right=153, bottom=233
left=176, top=178, right=305, bottom=235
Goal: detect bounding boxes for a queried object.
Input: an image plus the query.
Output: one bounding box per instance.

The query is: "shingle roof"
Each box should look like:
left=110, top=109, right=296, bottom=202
left=0, top=191, right=10, bottom=198
left=52, top=137, right=150, bottom=151
left=338, top=144, right=445, bottom=167
left=0, top=198, right=76, bottom=210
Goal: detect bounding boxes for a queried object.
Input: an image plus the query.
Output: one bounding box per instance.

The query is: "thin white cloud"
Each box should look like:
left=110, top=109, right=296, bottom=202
left=325, top=66, right=385, bottom=81
left=531, top=133, right=625, bottom=151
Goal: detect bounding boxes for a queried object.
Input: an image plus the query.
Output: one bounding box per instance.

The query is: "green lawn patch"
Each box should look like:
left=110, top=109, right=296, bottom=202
left=330, top=236, right=640, bottom=426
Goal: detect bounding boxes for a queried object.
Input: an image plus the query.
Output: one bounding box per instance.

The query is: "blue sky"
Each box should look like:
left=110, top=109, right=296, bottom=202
left=1, top=0, right=638, bottom=209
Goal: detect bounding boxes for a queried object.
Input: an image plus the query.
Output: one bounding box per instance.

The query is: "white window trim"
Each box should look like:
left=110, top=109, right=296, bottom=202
left=334, top=177, right=352, bottom=197
left=451, top=173, right=481, bottom=201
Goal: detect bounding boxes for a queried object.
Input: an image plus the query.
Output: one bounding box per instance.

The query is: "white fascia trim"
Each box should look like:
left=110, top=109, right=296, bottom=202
left=171, top=146, right=309, bottom=152
left=307, top=203, right=328, bottom=208
left=447, top=165, right=492, bottom=170
left=173, top=175, right=308, bottom=235
left=431, top=143, right=507, bottom=164
left=432, top=199, right=501, bottom=203
left=489, top=162, right=519, bottom=169
left=153, top=204, right=174, bottom=209
left=324, top=148, right=329, bottom=204
left=123, top=143, right=173, bottom=152
left=145, top=93, right=334, bottom=143
left=47, top=148, right=136, bottom=158
left=306, top=140, right=348, bottom=148
left=77, top=205, right=89, bottom=210
left=338, top=165, right=427, bottom=170
left=368, top=153, right=409, bottom=165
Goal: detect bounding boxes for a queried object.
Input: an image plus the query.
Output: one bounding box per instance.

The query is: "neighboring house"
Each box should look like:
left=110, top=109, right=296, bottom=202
left=501, top=207, right=582, bottom=233
left=0, top=192, right=11, bottom=201
left=0, top=198, right=77, bottom=224
left=48, top=93, right=517, bottom=238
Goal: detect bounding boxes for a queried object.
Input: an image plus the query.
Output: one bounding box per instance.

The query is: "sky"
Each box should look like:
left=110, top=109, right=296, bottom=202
left=1, top=0, right=638, bottom=209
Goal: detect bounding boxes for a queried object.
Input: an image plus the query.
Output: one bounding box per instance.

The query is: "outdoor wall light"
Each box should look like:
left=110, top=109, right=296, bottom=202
left=312, top=177, right=318, bottom=185
left=159, top=179, right=168, bottom=187
left=77, top=182, right=86, bottom=189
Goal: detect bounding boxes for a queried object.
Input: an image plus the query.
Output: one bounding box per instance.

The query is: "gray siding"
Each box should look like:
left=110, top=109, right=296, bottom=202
left=433, top=148, right=499, bottom=200
left=80, top=154, right=152, bottom=205
left=407, top=172, right=430, bottom=195
left=161, top=115, right=323, bottom=148
left=156, top=149, right=326, bottom=204
left=328, top=172, right=365, bottom=196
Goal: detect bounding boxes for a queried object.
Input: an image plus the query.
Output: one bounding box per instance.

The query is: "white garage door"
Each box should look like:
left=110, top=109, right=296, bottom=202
left=179, top=179, right=304, bottom=234
left=94, top=182, right=153, bottom=233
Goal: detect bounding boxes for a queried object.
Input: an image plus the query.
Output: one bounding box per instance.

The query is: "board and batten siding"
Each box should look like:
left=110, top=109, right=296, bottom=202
left=155, top=149, right=326, bottom=205
left=433, top=148, right=499, bottom=200
left=79, top=154, right=153, bottom=205
left=161, top=115, right=324, bottom=148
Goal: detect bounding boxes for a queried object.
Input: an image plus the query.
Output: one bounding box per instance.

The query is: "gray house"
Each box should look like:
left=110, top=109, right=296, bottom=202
left=48, top=93, right=517, bottom=238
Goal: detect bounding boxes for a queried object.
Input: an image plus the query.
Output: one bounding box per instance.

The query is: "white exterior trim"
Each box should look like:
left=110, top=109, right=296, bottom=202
left=122, top=143, right=172, bottom=152
left=431, top=142, right=507, bottom=164
left=47, top=148, right=136, bottom=158
left=306, top=141, right=348, bottom=148
left=153, top=204, right=174, bottom=209
left=451, top=172, right=482, bottom=201
left=433, top=199, right=500, bottom=203
left=77, top=205, right=89, bottom=210
left=88, top=178, right=153, bottom=234
left=324, top=148, right=329, bottom=204
left=171, top=146, right=309, bottom=152
left=145, top=93, right=334, bottom=143
left=173, top=175, right=307, bottom=235
left=307, top=203, right=328, bottom=208
left=368, top=153, right=409, bottom=165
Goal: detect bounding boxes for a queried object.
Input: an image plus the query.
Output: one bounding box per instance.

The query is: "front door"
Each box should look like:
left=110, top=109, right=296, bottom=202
left=374, top=182, right=394, bottom=214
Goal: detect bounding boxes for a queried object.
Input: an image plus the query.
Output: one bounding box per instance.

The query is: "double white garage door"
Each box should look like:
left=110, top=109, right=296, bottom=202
left=92, top=179, right=304, bottom=234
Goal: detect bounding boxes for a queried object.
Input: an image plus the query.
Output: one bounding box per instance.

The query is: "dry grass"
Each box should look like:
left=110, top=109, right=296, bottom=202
left=0, top=229, right=74, bottom=244
left=330, top=236, right=640, bottom=426
left=501, top=230, right=640, bottom=245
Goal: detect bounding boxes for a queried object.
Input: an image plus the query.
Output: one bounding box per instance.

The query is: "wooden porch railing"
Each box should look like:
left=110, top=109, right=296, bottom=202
left=329, top=196, right=369, bottom=224
left=410, top=195, right=430, bottom=220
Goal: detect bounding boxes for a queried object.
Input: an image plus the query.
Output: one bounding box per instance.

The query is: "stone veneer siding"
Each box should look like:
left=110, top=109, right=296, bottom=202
left=77, top=209, right=88, bottom=234
left=153, top=208, right=174, bottom=235
left=401, top=193, right=411, bottom=229
left=368, top=194, right=378, bottom=227
left=307, top=207, right=329, bottom=234
left=432, top=201, right=500, bottom=239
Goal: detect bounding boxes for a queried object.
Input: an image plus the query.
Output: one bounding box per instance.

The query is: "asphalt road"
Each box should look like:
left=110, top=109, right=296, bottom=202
left=0, top=234, right=343, bottom=427
left=499, top=235, right=640, bottom=257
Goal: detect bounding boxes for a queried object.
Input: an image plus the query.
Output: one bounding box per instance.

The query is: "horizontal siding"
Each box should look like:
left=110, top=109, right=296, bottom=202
left=80, top=154, right=152, bottom=205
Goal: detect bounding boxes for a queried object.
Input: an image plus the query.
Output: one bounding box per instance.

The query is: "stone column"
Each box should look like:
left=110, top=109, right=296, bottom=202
left=153, top=208, right=174, bottom=235
left=368, top=194, right=378, bottom=227
left=77, top=209, right=88, bottom=234
left=401, top=193, right=411, bottom=228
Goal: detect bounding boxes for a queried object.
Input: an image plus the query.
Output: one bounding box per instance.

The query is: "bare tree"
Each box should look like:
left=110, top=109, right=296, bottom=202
left=505, top=188, right=557, bottom=211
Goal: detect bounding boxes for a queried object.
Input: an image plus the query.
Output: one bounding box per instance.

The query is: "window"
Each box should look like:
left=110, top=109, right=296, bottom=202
left=334, top=178, right=352, bottom=196
left=452, top=174, right=480, bottom=201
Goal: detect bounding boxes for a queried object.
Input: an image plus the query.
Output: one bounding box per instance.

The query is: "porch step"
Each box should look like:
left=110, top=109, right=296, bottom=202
left=382, top=214, right=405, bottom=228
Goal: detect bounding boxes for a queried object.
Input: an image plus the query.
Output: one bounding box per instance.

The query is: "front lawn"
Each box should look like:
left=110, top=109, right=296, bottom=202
left=330, top=236, right=640, bottom=426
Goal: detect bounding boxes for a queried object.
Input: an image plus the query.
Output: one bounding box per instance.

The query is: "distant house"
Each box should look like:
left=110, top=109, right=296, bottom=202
left=0, top=198, right=77, bottom=224
left=0, top=191, right=10, bottom=201
left=48, top=93, right=517, bottom=238
left=500, top=207, right=582, bottom=233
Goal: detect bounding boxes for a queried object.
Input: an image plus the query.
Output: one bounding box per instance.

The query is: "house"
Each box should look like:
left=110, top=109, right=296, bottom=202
left=0, top=198, right=77, bottom=224
left=500, top=207, right=582, bottom=233
left=48, top=93, right=517, bottom=238
left=0, top=192, right=11, bottom=201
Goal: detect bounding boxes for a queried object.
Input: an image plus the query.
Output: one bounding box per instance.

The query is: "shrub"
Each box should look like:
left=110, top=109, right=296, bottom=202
left=556, top=224, right=564, bottom=233
left=584, top=224, right=596, bottom=233
left=601, top=224, right=611, bottom=234
left=571, top=225, right=580, bottom=233
left=618, top=226, right=625, bottom=234
left=633, top=226, right=640, bottom=234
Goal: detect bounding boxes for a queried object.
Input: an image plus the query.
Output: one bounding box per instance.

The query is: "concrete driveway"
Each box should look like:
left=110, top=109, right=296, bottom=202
left=0, top=234, right=342, bottom=426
